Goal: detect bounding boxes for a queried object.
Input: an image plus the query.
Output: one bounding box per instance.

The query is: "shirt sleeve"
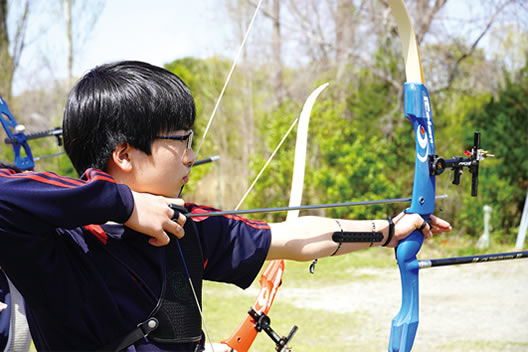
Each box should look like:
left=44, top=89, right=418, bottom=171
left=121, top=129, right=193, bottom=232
left=187, top=204, right=271, bottom=289
left=0, top=168, right=134, bottom=235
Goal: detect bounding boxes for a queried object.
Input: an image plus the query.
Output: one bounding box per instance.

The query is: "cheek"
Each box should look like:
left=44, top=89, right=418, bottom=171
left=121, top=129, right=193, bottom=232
left=153, top=144, right=182, bottom=165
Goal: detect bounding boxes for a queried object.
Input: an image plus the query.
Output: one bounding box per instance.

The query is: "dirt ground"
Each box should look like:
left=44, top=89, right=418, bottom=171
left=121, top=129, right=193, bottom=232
left=278, top=259, right=528, bottom=351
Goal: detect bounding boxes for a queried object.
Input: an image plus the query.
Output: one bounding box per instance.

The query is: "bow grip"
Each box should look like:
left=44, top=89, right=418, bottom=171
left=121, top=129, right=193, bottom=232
left=389, top=230, right=423, bottom=352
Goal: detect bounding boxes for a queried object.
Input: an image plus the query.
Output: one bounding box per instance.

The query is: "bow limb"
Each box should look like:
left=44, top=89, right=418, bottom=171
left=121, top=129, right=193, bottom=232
left=387, top=1, right=435, bottom=351
left=0, top=97, right=35, bottom=170
left=221, top=83, right=328, bottom=351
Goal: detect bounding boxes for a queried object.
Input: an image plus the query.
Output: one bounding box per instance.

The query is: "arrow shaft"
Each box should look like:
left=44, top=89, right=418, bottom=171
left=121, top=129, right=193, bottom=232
left=185, top=195, right=447, bottom=218
left=192, top=155, right=220, bottom=166
left=419, top=250, right=528, bottom=269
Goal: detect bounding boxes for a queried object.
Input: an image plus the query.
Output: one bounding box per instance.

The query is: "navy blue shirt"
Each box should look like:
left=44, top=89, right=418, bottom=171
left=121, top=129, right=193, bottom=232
left=0, top=168, right=271, bottom=351
left=0, top=270, right=10, bottom=350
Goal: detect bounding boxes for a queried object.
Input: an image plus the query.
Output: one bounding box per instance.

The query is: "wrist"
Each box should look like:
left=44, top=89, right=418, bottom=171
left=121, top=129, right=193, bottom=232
left=382, top=216, right=394, bottom=247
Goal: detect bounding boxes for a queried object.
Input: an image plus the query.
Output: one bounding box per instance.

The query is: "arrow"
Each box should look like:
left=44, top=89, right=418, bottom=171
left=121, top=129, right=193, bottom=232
left=419, top=250, right=528, bottom=268
left=184, top=195, right=447, bottom=218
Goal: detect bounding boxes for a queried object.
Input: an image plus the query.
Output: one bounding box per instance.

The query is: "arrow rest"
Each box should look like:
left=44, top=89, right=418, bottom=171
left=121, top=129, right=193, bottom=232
left=248, top=308, right=298, bottom=352
left=429, top=131, right=494, bottom=196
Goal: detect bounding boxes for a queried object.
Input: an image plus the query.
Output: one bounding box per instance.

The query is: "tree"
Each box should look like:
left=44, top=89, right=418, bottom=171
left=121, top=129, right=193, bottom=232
left=60, top=0, right=105, bottom=86
left=463, top=63, right=528, bottom=240
left=0, top=0, right=30, bottom=100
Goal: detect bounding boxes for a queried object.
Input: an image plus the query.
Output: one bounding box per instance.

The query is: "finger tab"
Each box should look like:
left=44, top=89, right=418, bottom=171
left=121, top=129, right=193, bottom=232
left=169, top=204, right=188, bottom=220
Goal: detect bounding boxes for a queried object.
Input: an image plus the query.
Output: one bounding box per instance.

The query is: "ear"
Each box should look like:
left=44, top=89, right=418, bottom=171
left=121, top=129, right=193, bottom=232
left=109, top=142, right=133, bottom=173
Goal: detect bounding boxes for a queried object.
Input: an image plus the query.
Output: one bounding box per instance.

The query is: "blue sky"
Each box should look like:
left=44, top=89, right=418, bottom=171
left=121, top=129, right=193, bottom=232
left=13, top=0, right=234, bottom=94
left=10, top=0, right=525, bottom=95
left=77, top=0, right=228, bottom=72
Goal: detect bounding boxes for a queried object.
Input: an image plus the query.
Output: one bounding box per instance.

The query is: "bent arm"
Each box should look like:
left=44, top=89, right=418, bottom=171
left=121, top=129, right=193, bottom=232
left=0, top=168, right=133, bottom=234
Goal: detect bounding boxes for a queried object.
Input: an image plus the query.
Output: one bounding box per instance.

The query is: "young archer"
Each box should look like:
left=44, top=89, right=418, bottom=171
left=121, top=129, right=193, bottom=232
left=0, top=61, right=451, bottom=351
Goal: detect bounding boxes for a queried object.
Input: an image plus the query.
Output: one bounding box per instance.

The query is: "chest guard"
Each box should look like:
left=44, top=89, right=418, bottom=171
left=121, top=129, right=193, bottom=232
left=148, top=219, right=204, bottom=343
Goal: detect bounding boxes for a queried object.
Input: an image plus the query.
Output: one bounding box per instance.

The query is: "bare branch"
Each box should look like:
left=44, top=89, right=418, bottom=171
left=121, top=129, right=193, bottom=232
left=434, top=0, right=517, bottom=93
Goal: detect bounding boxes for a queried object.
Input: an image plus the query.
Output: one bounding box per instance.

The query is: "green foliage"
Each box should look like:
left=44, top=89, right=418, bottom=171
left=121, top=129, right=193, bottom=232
left=165, top=57, right=231, bottom=148
left=243, top=68, right=411, bottom=222
left=312, top=69, right=408, bottom=219
left=243, top=99, right=304, bottom=221
left=462, top=64, right=528, bottom=242
left=164, top=57, right=233, bottom=196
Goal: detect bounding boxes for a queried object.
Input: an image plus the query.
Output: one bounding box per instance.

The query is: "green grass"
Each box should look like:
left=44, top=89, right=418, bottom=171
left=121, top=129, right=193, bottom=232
left=202, top=238, right=524, bottom=351
left=202, top=249, right=395, bottom=351
left=203, top=279, right=377, bottom=351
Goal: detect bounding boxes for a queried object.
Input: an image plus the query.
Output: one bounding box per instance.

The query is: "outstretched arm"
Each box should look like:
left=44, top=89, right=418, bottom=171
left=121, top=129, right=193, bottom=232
left=266, top=212, right=451, bottom=261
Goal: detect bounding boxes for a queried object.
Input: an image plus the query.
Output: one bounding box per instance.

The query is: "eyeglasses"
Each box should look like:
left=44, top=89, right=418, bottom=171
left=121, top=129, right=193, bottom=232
left=155, top=130, right=193, bottom=151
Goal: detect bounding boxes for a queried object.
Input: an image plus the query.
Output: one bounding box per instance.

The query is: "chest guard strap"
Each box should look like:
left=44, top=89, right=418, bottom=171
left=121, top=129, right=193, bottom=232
left=148, top=219, right=204, bottom=343
left=106, top=219, right=204, bottom=351
left=110, top=317, right=159, bottom=351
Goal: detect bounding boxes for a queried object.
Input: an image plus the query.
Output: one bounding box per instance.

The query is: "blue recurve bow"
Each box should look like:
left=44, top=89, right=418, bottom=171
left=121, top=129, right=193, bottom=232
left=385, top=1, right=516, bottom=350
left=387, top=1, right=436, bottom=351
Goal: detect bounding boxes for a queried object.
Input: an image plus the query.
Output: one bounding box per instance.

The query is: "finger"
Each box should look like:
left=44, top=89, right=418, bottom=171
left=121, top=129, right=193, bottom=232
left=417, top=218, right=434, bottom=239
left=166, top=198, right=186, bottom=215
left=166, top=197, right=185, bottom=207
left=174, top=212, right=187, bottom=226
left=424, top=225, right=433, bottom=238
left=418, top=219, right=427, bottom=232
left=148, top=231, right=170, bottom=247
left=429, top=214, right=452, bottom=232
left=168, top=204, right=187, bottom=226
left=165, top=220, right=185, bottom=239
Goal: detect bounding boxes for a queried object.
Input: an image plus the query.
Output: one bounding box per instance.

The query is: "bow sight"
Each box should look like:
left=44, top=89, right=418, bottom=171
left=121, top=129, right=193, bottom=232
left=429, top=132, right=494, bottom=196
left=248, top=308, right=298, bottom=352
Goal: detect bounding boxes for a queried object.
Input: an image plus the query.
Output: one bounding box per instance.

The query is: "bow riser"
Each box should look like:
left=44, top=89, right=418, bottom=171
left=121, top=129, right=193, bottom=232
left=389, top=83, right=436, bottom=351
left=405, top=83, right=436, bottom=215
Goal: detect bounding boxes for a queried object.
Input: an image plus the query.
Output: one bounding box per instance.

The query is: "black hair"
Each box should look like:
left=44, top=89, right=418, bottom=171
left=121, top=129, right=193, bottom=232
left=0, top=161, right=22, bottom=173
left=63, top=60, right=195, bottom=175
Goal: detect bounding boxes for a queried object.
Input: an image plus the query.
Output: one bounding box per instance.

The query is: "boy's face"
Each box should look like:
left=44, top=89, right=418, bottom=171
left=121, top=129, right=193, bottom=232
left=126, top=130, right=195, bottom=198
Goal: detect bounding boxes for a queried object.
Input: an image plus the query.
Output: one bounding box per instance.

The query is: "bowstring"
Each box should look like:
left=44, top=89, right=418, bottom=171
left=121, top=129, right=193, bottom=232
left=181, top=2, right=264, bottom=350
left=194, top=0, right=264, bottom=161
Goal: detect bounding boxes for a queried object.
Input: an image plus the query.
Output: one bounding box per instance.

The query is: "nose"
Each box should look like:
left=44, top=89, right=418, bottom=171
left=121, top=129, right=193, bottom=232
left=183, top=147, right=195, bottom=166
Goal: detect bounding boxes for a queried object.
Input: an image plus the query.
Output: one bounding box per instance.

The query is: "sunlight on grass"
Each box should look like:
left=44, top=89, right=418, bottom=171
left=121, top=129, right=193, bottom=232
left=203, top=279, right=382, bottom=351
left=202, top=237, right=526, bottom=351
left=202, top=248, right=396, bottom=351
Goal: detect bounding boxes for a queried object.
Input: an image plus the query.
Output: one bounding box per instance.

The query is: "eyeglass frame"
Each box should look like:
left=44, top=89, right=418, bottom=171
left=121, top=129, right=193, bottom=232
left=155, top=129, right=193, bottom=151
